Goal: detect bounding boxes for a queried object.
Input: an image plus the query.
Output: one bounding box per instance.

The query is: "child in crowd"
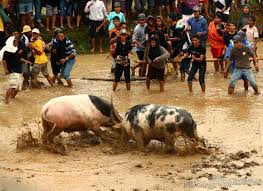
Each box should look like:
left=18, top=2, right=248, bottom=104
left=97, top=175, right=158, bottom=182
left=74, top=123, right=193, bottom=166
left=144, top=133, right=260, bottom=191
left=30, top=28, right=53, bottom=87
left=132, top=13, right=147, bottom=77
left=242, top=16, right=259, bottom=53
left=208, top=12, right=225, bottom=72
left=155, top=16, right=168, bottom=49
left=45, top=0, right=58, bottom=31
left=238, top=4, right=251, bottom=29
left=112, top=29, right=132, bottom=91
left=145, top=35, right=170, bottom=92
left=97, top=2, right=126, bottom=32
left=187, top=35, right=206, bottom=93
left=224, top=21, right=237, bottom=47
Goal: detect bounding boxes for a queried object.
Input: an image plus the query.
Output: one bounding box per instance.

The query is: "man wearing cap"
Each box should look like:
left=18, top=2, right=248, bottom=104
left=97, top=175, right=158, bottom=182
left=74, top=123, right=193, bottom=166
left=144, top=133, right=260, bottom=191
left=132, top=13, right=147, bottom=76
left=187, top=6, right=208, bottom=47
left=84, top=0, right=108, bottom=53
left=30, top=28, right=53, bottom=87
left=20, top=25, right=32, bottom=89
left=96, top=2, right=126, bottom=32
left=226, top=35, right=259, bottom=95
left=112, top=28, right=132, bottom=91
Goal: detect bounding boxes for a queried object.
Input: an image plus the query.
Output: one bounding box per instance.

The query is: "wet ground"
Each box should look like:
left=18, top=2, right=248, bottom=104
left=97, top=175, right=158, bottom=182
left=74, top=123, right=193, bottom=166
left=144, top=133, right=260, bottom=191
left=0, top=43, right=263, bottom=191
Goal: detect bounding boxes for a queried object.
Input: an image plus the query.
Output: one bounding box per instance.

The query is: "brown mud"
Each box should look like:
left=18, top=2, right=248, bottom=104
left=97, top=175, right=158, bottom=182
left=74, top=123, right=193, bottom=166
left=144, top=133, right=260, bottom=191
left=0, top=43, right=263, bottom=190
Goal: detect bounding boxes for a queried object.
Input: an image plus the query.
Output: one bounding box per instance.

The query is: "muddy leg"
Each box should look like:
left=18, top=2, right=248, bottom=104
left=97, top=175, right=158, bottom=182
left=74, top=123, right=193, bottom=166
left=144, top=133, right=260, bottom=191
left=133, top=129, right=145, bottom=151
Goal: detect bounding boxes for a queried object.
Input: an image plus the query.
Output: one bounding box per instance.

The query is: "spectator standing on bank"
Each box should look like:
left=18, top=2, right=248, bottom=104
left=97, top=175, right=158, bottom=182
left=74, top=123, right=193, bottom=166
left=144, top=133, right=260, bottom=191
left=84, top=0, right=108, bottom=53
left=45, top=0, right=58, bottom=31
left=18, top=0, right=33, bottom=28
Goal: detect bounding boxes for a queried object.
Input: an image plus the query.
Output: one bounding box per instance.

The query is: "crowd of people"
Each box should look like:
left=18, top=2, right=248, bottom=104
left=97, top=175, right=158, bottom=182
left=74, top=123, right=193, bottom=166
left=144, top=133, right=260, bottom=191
left=0, top=0, right=262, bottom=104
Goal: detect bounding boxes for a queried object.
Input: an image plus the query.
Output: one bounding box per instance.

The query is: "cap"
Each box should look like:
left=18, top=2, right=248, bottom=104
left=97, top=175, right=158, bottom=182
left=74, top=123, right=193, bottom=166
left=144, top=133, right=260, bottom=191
left=232, top=35, right=241, bottom=43
left=114, top=2, right=121, bottom=8
left=193, top=6, right=200, bottom=12
left=236, top=31, right=245, bottom=38
left=120, top=29, right=128, bottom=35
left=147, top=15, right=155, bottom=21
left=55, top=28, right=63, bottom=34
left=32, top=28, right=40, bottom=34
left=22, top=25, right=31, bottom=33
left=138, top=13, right=146, bottom=20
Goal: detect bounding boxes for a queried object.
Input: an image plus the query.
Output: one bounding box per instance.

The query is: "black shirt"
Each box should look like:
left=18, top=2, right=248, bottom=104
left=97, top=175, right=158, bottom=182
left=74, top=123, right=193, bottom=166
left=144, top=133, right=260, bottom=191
left=115, top=40, right=132, bottom=58
left=3, top=51, right=22, bottom=73
left=188, top=44, right=206, bottom=66
left=224, top=32, right=236, bottom=47
left=155, top=29, right=166, bottom=48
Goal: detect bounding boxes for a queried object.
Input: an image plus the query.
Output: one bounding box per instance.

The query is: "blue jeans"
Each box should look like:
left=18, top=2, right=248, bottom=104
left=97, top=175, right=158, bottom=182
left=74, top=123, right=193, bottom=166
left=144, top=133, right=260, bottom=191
left=60, top=58, right=75, bottom=80
left=229, top=68, right=257, bottom=88
left=58, top=0, right=65, bottom=16
left=21, top=63, right=31, bottom=79
left=33, top=0, right=42, bottom=23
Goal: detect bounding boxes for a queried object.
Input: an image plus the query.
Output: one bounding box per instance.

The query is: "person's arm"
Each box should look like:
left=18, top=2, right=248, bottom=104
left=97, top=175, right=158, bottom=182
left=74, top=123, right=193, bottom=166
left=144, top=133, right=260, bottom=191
left=0, top=3, right=11, bottom=23
left=252, top=54, right=259, bottom=71
left=32, top=40, right=43, bottom=55
left=201, top=19, right=208, bottom=37
left=96, top=13, right=110, bottom=32
left=84, top=1, right=92, bottom=13
left=153, top=46, right=170, bottom=63
left=60, top=39, right=77, bottom=64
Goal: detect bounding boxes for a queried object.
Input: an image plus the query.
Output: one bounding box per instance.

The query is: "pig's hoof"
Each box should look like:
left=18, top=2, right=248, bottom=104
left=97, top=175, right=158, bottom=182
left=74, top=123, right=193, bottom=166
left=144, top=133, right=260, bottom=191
left=47, top=143, right=68, bottom=155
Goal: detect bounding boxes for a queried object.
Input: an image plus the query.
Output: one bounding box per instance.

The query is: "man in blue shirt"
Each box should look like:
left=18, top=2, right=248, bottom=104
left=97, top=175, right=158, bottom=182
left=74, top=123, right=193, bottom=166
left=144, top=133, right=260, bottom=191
left=187, top=6, right=208, bottom=48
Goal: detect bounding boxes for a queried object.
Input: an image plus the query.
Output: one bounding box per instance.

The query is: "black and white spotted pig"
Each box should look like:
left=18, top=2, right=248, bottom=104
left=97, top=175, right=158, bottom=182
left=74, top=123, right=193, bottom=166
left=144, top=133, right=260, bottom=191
left=118, top=104, right=199, bottom=152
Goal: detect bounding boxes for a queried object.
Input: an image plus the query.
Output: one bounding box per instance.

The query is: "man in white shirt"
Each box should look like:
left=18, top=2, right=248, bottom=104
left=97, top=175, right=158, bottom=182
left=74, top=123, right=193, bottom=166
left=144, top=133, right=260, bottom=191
left=84, top=0, right=108, bottom=53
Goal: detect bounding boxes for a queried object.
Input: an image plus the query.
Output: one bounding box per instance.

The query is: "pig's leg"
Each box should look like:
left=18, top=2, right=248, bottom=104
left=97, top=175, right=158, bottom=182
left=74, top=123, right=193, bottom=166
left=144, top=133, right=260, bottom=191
left=164, top=133, right=175, bottom=153
left=132, top=129, right=145, bottom=151
left=120, top=128, right=129, bottom=145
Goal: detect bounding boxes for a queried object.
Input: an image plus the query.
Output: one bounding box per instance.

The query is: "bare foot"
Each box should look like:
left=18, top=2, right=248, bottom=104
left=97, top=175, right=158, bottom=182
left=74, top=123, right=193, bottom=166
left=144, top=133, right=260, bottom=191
left=99, top=49, right=104, bottom=53
left=90, top=48, right=95, bottom=53
left=67, top=25, right=73, bottom=29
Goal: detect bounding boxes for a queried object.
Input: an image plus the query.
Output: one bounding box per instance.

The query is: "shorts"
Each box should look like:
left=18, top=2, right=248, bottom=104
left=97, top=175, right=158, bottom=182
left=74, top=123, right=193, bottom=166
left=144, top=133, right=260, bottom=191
left=73, top=0, right=86, bottom=15
left=90, top=20, right=105, bottom=38
left=115, top=63, right=131, bottom=83
left=8, top=73, right=23, bottom=90
left=31, top=63, right=49, bottom=76
left=46, top=4, right=58, bottom=16
left=147, top=65, right=165, bottom=81
left=211, top=47, right=224, bottom=58
left=18, top=2, right=33, bottom=14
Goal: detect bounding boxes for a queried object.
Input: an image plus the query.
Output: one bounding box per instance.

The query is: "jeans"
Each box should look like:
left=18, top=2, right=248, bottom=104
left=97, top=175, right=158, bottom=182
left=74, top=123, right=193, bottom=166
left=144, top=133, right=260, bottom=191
left=188, top=63, right=206, bottom=86
left=58, top=0, right=65, bottom=16
left=65, top=1, right=73, bottom=16
left=60, top=58, right=75, bottom=80
left=33, top=0, right=42, bottom=23
left=229, top=68, right=257, bottom=88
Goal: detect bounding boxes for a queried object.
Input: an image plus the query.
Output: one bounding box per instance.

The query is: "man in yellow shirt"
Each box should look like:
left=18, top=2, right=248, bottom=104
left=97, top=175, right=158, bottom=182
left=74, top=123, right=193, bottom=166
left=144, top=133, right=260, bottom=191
left=30, top=28, right=53, bottom=86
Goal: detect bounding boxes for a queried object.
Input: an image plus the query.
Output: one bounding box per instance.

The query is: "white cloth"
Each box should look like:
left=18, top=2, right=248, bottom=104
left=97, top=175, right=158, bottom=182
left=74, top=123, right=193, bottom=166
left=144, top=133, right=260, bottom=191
left=0, top=36, right=18, bottom=61
left=214, top=0, right=230, bottom=15
left=243, top=25, right=259, bottom=45
left=84, top=0, right=108, bottom=21
left=8, top=73, right=23, bottom=90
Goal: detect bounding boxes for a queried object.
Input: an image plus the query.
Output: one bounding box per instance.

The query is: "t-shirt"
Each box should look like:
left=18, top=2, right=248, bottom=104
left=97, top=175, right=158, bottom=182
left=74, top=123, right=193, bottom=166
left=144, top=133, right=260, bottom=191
left=31, top=39, right=48, bottom=64
left=188, top=44, right=206, bottom=66
left=115, top=40, right=132, bottom=58
left=107, top=11, right=126, bottom=31
left=3, top=51, right=22, bottom=73
left=243, top=25, right=259, bottom=45
left=229, top=45, right=255, bottom=69
left=155, top=29, right=167, bottom=48
left=224, top=32, right=236, bottom=47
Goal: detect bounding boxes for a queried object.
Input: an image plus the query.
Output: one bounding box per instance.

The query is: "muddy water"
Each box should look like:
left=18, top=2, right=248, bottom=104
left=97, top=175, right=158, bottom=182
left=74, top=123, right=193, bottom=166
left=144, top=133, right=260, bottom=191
left=0, top=43, right=263, bottom=191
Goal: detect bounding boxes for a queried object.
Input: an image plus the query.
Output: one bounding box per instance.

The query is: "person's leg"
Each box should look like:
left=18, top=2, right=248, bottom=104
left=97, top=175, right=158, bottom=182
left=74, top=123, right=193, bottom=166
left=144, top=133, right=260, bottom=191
left=26, top=12, right=33, bottom=27
left=46, top=16, right=50, bottom=31
left=113, top=64, right=123, bottom=91
left=165, top=2, right=170, bottom=18
left=243, top=69, right=259, bottom=94
left=76, top=15, right=81, bottom=28
left=51, top=15, right=56, bottom=29
left=11, top=90, right=19, bottom=99
left=159, top=81, right=164, bottom=92
left=59, top=0, right=65, bottom=28
left=124, top=65, right=131, bottom=90
left=146, top=78, right=151, bottom=89
left=187, top=64, right=198, bottom=93
left=5, top=88, right=14, bottom=104
left=98, top=21, right=105, bottom=53
left=60, top=59, right=75, bottom=87
left=20, top=14, right=26, bottom=29
left=214, top=60, right=219, bottom=72
left=91, top=38, right=96, bottom=53
left=90, top=21, right=96, bottom=52
left=66, top=2, right=73, bottom=28
left=34, top=0, right=42, bottom=25
left=41, top=64, right=53, bottom=86
left=199, top=65, right=206, bottom=92
left=228, top=69, right=243, bottom=94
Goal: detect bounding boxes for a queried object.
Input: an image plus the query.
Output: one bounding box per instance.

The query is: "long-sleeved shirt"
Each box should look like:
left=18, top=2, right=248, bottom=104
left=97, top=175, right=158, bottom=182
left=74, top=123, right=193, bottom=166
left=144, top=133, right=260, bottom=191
left=187, top=16, right=208, bottom=42
left=84, top=0, right=108, bottom=21
left=132, top=23, right=147, bottom=52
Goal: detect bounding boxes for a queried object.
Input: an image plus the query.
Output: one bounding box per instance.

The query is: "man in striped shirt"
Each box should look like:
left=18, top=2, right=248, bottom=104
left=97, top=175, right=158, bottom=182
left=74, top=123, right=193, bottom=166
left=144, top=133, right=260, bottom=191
left=55, top=30, right=77, bottom=88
